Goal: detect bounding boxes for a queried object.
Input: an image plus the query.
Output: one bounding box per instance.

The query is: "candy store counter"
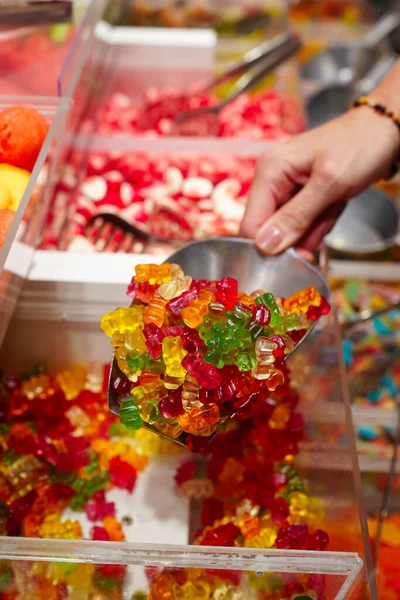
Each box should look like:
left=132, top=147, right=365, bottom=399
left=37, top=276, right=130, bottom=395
left=0, top=260, right=377, bottom=599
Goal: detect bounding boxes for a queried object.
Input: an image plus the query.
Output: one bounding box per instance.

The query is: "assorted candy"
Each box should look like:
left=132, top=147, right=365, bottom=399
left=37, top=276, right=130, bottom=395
left=331, top=278, right=400, bottom=455
left=94, top=89, right=305, bottom=140
left=0, top=105, right=49, bottom=249
left=0, top=357, right=333, bottom=600
left=101, top=262, right=330, bottom=446
left=127, top=1, right=281, bottom=31
left=41, top=151, right=256, bottom=252
left=0, top=27, right=75, bottom=96
left=368, top=513, right=400, bottom=600
left=0, top=361, right=181, bottom=598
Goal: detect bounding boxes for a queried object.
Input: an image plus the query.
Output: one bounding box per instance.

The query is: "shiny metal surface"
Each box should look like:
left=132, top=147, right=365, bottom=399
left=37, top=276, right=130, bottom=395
left=301, top=12, right=399, bottom=84
left=306, top=54, right=396, bottom=128
left=108, top=238, right=330, bottom=446
left=324, top=188, right=399, bottom=254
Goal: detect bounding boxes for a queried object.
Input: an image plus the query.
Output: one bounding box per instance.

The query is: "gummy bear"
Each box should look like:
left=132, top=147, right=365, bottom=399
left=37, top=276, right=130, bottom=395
left=181, top=373, right=202, bottom=412
left=144, top=293, right=168, bottom=328
left=181, top=289, right=215, bottom=329
left=255, top=292, right=281, bottom=327
left=101, top=306, right=144, bottom=337
left=158, top=275, right=192, bottom=300
left=182, top=354, right=222, bottom=389
left=162, top=336, right=188, bottom=378
left=284, top=286, right=322, bottom=314
left=56, top=364, right=87, bottom=401
left=178, top=403, right=219, bottom=434
left=134, top=263, right=172, bottom=286
left=216, top=277, right=238, bottom=310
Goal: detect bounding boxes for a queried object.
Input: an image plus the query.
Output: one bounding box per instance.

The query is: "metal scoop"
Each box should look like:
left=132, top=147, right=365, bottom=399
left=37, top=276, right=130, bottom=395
left=306, top=53, right=397, bottom=129
left=302, top=11, right=399, bottom=85
left=108, top=238, right=330, bottom=447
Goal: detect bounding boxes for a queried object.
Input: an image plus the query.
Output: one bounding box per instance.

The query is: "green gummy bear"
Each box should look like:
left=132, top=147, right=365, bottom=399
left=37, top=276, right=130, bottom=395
left=120, top=399, right=143, bottom=430
left=255, top=293, right=281, bottom=326
left=236, top=348, right=257, bottom=372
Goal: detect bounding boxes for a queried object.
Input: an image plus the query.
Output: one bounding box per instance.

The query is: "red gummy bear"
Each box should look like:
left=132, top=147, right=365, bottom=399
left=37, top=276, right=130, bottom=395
left=109, top=456, right=137, bottom=492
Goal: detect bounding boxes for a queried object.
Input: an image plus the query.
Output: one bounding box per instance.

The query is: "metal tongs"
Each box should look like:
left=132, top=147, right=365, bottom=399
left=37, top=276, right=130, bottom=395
left=136, top=31, right=301, bottom=133
left=108, top=239, right=330, bottom=449
left=0, top=1, right=72, bottom=25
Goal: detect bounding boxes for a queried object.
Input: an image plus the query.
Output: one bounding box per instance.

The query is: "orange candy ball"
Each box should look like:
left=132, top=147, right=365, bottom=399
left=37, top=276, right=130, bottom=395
left=0, top=105, right=49, bottom=171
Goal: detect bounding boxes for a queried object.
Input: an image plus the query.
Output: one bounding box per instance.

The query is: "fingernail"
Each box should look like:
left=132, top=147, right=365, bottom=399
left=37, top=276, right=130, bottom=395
left=257, top=225, right=283, bottom=253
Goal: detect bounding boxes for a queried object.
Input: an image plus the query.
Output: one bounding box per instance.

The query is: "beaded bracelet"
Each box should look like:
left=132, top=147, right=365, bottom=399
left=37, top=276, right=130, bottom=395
left=351, top=96, right=400, bottom=178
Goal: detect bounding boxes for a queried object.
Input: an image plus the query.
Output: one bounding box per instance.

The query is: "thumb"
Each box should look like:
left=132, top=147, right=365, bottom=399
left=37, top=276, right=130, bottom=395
left=240, top=149, right=300, bottom=240
left=255, top=174, right=335, bottom=255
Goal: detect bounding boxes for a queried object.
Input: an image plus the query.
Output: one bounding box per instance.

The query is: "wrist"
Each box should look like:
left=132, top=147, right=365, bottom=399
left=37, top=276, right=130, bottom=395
left=351, top=100, right=400, bottom=178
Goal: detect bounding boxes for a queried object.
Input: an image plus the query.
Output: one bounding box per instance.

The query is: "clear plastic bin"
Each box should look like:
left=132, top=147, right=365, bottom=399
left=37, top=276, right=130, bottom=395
left=0, top=267, right=377, bottom=598
left=0, top=1, right=101, bottom=97
left=0, top=96, right=70, bottom=348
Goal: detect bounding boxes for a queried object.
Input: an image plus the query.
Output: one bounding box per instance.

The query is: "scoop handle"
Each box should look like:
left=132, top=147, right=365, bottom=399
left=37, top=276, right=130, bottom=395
left=360, top=12, right=400, bottom=50
left=357, top=54, right=397, bottom=93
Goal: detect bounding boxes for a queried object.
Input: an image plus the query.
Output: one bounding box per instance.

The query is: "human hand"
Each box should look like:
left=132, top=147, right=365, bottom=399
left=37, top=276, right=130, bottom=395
left=240, top=106, right=400, bottom=256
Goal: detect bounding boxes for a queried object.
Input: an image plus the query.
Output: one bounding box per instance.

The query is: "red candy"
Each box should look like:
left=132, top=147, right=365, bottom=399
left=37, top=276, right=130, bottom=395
left=94, top=89, right=305, bottom=140
left=0, top=106, right=49, bottom=171
left=181, top=353, right=222, bottom=390
left=216, top=277, right=238, bottom=310
left=109, top=457, right=137, bottom=492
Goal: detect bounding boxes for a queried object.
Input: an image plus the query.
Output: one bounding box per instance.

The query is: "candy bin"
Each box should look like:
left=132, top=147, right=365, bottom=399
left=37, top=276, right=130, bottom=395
left=124, top=0, right=286, bottom=34
left=31, top=24, right=305, bottom=253
left=328, top=274, right=400, bottom=463
left=0, top=0, right=108, bottom=97
left=361, top=471, right=400, bottom=600
left=0, top=246, right=380, bottom=600
left=0, top=96, right=70, bottom=353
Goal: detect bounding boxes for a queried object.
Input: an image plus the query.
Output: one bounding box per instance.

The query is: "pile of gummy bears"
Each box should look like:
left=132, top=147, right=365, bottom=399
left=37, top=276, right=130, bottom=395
left=0, top=357, right=331, bottom=600
left=101, top=262, right=330, bottom=447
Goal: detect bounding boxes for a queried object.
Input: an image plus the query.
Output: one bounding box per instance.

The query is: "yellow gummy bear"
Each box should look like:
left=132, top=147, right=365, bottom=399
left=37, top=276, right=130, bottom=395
left=56, top=364, right=87, bottom=400
left=101, top=306, right=144, bottom=337
left=162, top=336, right=188, bottom=378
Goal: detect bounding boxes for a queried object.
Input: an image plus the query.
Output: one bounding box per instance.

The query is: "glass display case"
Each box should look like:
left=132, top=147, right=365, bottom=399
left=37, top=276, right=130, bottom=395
left=0, top=8, right=395, bottom=600
left=0, top=266, right=377, bottom=599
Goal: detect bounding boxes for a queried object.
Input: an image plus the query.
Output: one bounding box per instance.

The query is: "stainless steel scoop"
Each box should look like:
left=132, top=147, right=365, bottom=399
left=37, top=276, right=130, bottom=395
left=306, top=53, right=397, bottom=129
left=108, top=238, right=330, bottom=447
left=324, top=187, right=400, bottom=259
left=301, top=11, right=399, bottom=84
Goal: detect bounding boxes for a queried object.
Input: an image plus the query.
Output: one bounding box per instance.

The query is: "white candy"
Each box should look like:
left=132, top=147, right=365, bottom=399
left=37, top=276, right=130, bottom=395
left=76, top=195, right=95, bottom=211
left=120, top=182, right=134, bottom=206
left=212, top=178, right=244, bottom=220
left=95, top=204, right=119, bottom=214
left=212, top=178, right=241, bottom=201
left=67, top=236, right=95, bottom=253
left=104, top=170, right=124, bottom=187
left=121, top=203, right=145, bottom=222
left=182, top=177, right=213, bottom=199
left=197, top=199, right=213, bottom=212
left=215, top=196, right=246, bottom=221
left=140, top=184, right=168, bottom=202
left=81, top=176, right=107, bottom=201
left=163, top=167, right=184, bottom=195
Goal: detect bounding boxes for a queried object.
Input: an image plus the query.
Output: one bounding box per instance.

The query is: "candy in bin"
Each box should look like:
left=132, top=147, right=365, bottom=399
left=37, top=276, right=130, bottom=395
left=42, top=151, right=257, bottom=253
left=102, top=240, right=331, bottom=450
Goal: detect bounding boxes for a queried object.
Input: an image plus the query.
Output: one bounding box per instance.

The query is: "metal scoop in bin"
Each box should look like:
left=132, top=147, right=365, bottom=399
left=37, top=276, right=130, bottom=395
left=108, top=238, right=330, bottom=448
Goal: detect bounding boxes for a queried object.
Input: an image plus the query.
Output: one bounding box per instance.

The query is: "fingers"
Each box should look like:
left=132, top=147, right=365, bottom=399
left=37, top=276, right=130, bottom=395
left=255, top=169, right=343, bottom=254
left=240, top=148, right=299, bottom=240
left=297, top=203, right=346, bottom=251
